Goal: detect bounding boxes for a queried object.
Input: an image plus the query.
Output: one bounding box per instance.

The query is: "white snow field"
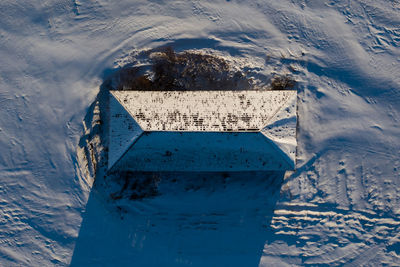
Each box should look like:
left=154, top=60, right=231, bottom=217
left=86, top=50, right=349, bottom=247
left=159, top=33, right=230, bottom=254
left=0, top=0, right=400, bottom=266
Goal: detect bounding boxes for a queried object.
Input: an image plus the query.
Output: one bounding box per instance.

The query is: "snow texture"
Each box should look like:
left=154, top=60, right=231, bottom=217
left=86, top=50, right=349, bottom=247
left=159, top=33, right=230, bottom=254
left=0, top=0, right=400, bottom=266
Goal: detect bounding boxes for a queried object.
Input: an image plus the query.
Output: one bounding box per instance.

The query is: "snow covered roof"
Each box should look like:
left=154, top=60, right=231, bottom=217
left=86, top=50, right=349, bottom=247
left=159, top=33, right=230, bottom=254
left=109, top=90, right=297, bottom=171
left=111, top=90, right=295, bottom=132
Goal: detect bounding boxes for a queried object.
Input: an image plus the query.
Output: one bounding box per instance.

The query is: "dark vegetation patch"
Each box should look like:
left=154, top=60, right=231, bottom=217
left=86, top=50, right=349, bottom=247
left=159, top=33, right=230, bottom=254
left=270, top=75, right=297, bottom=90
left=108, top=171, right=161, bottom=200
left=107, top=47, right=296, bottom=91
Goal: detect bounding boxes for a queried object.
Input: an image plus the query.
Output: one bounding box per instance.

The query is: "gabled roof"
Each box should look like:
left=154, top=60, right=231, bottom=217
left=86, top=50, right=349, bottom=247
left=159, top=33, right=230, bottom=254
left=108, top=90, right=297, bottom=171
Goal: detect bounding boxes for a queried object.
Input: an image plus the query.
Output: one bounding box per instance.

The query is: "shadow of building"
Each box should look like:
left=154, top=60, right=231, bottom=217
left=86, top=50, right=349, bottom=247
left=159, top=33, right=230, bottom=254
left=70, top=171, right=285, bottom=266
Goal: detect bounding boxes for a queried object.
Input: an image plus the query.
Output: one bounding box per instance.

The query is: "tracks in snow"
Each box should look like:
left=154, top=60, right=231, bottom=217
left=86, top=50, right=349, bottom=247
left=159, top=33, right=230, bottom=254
left=262, top=203, right=400, bottom=265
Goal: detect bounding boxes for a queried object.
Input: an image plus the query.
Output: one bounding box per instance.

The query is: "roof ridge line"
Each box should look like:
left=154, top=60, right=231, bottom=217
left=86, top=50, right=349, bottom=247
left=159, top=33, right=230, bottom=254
left=107, top=131, right=145, bottom=173
left=263, top=92, right=296, bottom=128
left=110, top=91, right=148, bottom=131
left=260, top=131, right=295, bottom=169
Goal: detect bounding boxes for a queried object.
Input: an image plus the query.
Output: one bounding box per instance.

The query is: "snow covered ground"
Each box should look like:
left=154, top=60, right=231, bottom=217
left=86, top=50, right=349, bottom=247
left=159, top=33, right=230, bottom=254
left=1, top=0, right=399, bottom=266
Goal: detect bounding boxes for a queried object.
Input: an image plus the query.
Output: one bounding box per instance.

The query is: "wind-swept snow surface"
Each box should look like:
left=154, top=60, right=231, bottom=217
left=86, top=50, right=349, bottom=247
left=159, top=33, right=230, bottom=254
left=0, top=0, right=399, bottom=266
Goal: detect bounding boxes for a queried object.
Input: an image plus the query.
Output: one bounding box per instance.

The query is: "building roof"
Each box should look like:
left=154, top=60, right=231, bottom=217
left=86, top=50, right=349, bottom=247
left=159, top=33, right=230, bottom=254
left=108, top=90, right=297, bottom=171
left=111, top=90, right=296, bottom=132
